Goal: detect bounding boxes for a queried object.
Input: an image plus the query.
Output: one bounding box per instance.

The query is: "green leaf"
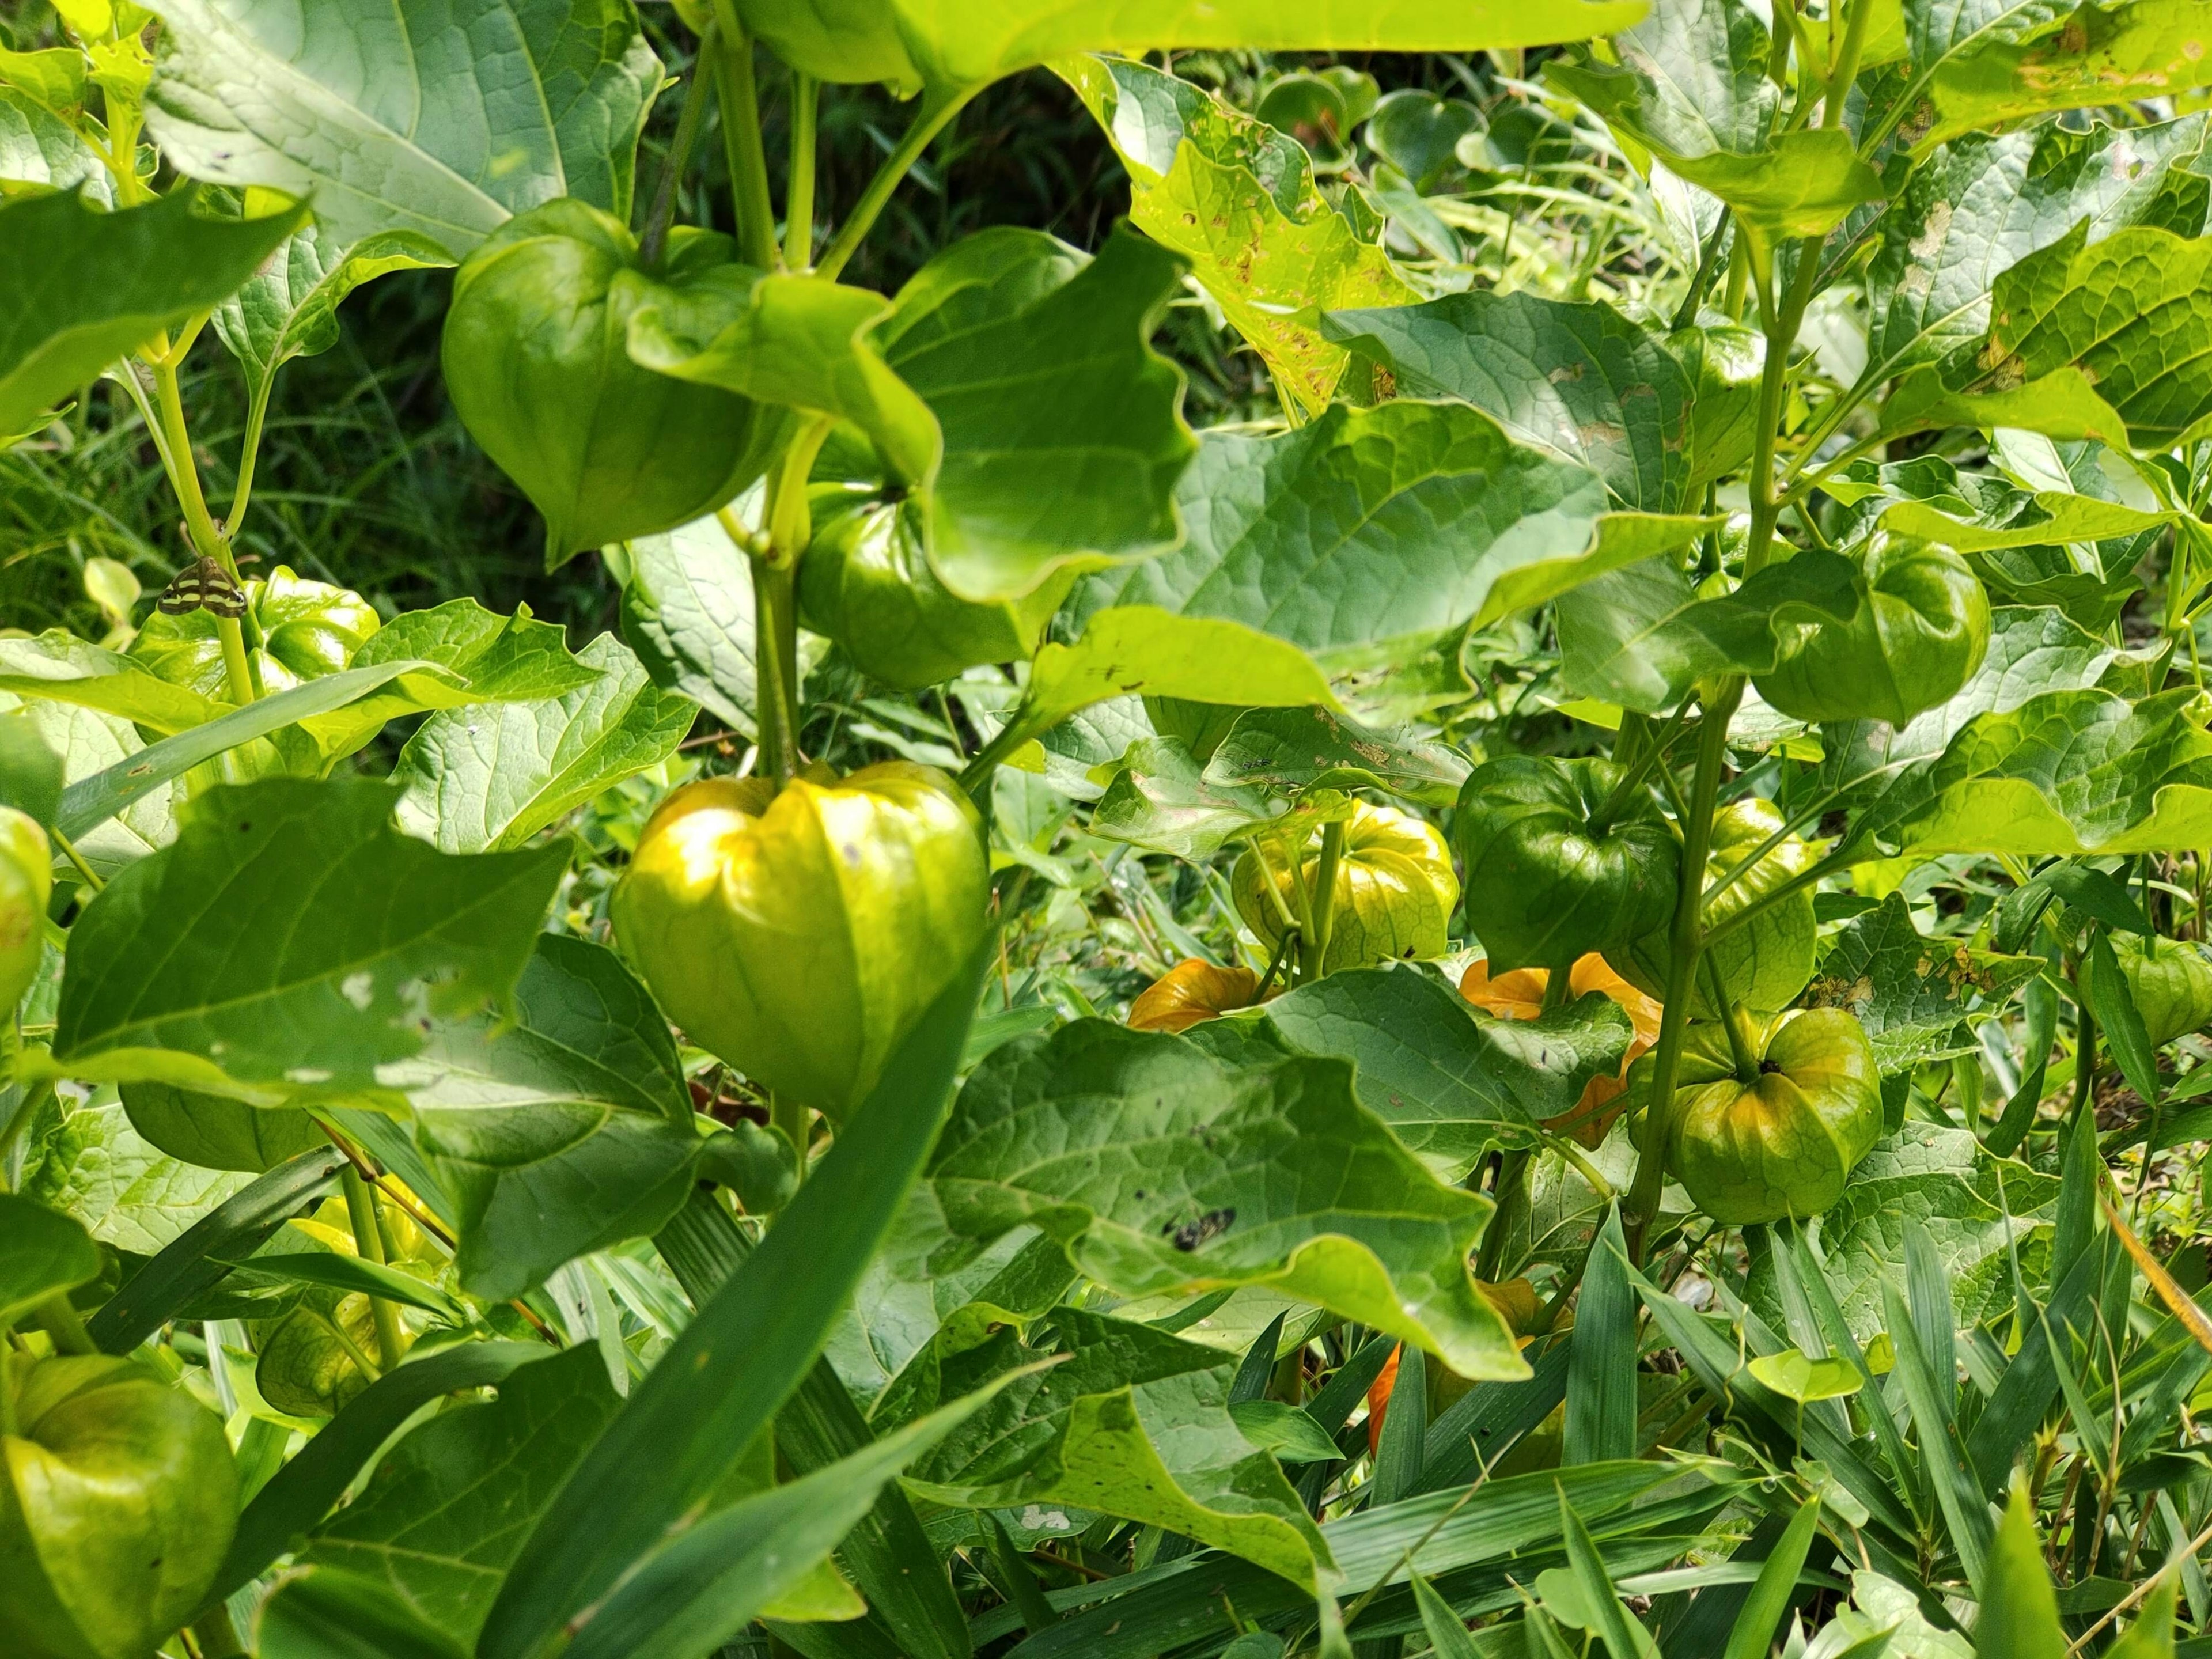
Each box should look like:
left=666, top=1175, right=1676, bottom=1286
left=1089, top=736, right=1300, bottom=860
left=142, top=0, right=661, bottom=258
left=1203, top=706, right=1471, bottom=807
left=0, top=709, right=63, bottom=825
left=624, top=266, right=934, bottom=484
left=226, top=1251, right=461, bottom=1320
left=555, top=1373, right=1029, bottom=1659
left=1256, top=965, right=1631, bottom=1180
left=1978, top=1480, right=2067, bottom=1658
left=1720, top=1497, right=1824, bottom=1659
left=741, top=0, right=1647, bottom=96
left=1074, top=404, right=1705, bottom=699
left=394, top=634, right=694, bottom=853
left=926, top=1019, right=1527, bottom=1379
left=48, top=777, right=567, bottom=1099
left=1742, top=1123, right=2058, bottom=1341
left=1555, top=551, right=1860, bottom=713
left=298, top=1346, right=620, bottom=1645
left=55, top=659, right=450, bottom=843
left=300, top=599, right=605, bottom=762
left=1802, top=893, right=2041, bottom=1078
left=18, top=1088, right=255, bottom=1254
left=870, top=225, right=1192, bottom=602
left=1546, top=0, right=1881, bottom=252
left=0, top=630, right=218, bottom=734
left=214, top=1340, right=544, bottom=1603
left=0, top=1190, right=98, bottom=1328
left=392, top=934, right=700, bottom=1301
left=1229, top=1397, right=1343, bottom=1462
left=1010, top=606, right=1341, bottom=744
left=256, top=1565, right=470, bottom=1659
left=2085, top=929, right=2160, bottom=1108
left=478, top=945, right=986, bottom=1659
left=1861, top=117, right=2212, bottom=395
left=1325, top=288, right=1694, bottom=512
left=895, top=1307, right=1337, bottom=1588
left=1889, top=224, right=2212, bottom=450
left=1744, top=1349, right=1863, bottom=1403
left=1872, top=686, right=2212, bottom=856
left=1410, top=1571, right=1480, bottom=1659
left=1920, top=1, right=2212, bottom=150
left=0, top=187, right=304, bottom=433
left=85, top=1143, right=346, bottom=1354
left=214, top=219, right=449, bottom=402
left=1558, top=1487, right=1658, bottom=1658
left=0, top=86, right=113, bottom=204
left=1565, top=1206, right=1636, bottom=1465
left=1058, top=55, right=1418, bottom=416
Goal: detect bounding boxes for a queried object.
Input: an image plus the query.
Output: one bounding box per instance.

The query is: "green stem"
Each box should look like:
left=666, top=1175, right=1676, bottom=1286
left=770, top=1092, right=810, bottom=1183
left=1540, top=965, right=1578, bottom=1013
left=751, top=557, right=804, bottom=786
left=1301, top=819, right=1346, bottom=982
left=226, top=372, right=275, bottom=533
left=36, top=1293, right=96, bottom=1355
left=1744, top=246, right=1824, bottom=580
left=1626, top=679, right=1744, bottom=1256
left=1700, top=840, right=1861, bottom=948
left=959, top=709, right=1046, bottom=796
left=639, top=25, right=720, bottom=270
left=707, top=2, right=778, bottom=270
left=147, top=351, right=257, bottom=709
left=1720, top=999, right=1764, bottom=1085
left=2070, top=980, right=2099, bottom=1129
left=0, top=1077, right=54, bottom=1174
left=785, top=73, right=819, bottom=271
left=1542, top=1132, right=1617, bottom=1205
left=1823, top=0, right=1874, bottom=130
left=47, top=825, right=102, bottom=892
left=339, top=1164, right=406, bottom=1373
left=814, top=89, right=974, bottom=283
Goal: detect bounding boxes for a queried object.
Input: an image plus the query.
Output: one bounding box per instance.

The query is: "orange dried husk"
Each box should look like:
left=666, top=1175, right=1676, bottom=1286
left=1365, top=1279, right=1551, bottom=1450
left=1461, top=952, right=1662, bottom=1146
left=1129, top=959, right=1267, bottom=1033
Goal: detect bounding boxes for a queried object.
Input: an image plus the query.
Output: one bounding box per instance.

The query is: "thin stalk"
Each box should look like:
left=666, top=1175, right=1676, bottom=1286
left=147, top=353, right=257, bottom=707
left=1542, top=1131, right=1617, bottom=1203
left=1301, top=819, right=1346, bottom=981
left=959, top=710, right=1045, bottom=794
left=226, top=372, right=276, bottom=532
left=751, top=557, right=804, bottom=785
left=1669, top=213, right=1734, bottom=332
left=1700, top=840, right=1861, bottom=947
left=815, top=89, right=974, bottom=283
left=785, top=73, right=819, bottom=271
left=1721, top=999, right=1764, bottom=1084
left=639, top=27, right=720, bottom=270
left=770, top=1092, right=810, bottom=1182
left=1744, top=247, right=1825, bottom=579
left=1700, top=787, right=1840, bottom=911
left=707, top=0, right=778, bottom=270
left=1539, top=966, right=1578, bottom=1013
left=47, top=825, right=102, bottom=891
left=1475, top=1152, right=1531, bottom=1283
left=2069, top=988, right=2099, bottom=1129
left=1596, top=698, right=1693, bottom=828
left=339, top=1164, right=406, bottom=1372
left=1626, top=679, right=1744, bottom=1256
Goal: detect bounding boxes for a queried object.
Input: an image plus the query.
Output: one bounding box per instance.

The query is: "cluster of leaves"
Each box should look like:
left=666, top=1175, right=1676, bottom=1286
left=15, top=0, right=2212, bottom=1657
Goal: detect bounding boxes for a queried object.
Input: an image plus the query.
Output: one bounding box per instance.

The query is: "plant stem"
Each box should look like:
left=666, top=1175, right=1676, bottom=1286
left=226, top=373, right=276, bottom=534
left=639, top=25, right=719, bottom=270
left=785, top=73, right=819, bottom=271
left=147, top=351, right=257, bottom=707
left=815, top=89, right=974, bottom=283
left=1746, top=263, right=1824, bottom=578
left=1626, top=679, right=1743, bottom=1257
left=1475, top=1151, right=1530, bottom=1283
left=771, top=1092, right=810, bottom=1183
left=339, top=1164, right=406, bottom=1372
left=707, top=1, right=778, bottom=270
left=47, top=825, right=102, bottom=891
left=751, top=557, right=803, bottom=785
left=36, top=1293, right=96, bottom=1355
left=1721, top=1000, right=1764, bottom=1084
left=959, top=708, right=1044, bottom=795
left=1300, top=819, right=1346, bottom=982
left=1823, top=0, right=1874, bottom=130
left=1540, top=965, right=1577, bottom=1013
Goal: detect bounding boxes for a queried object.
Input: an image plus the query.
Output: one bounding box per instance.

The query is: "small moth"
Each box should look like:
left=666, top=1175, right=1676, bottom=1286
left=157, top=557, right=248, bottom=618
